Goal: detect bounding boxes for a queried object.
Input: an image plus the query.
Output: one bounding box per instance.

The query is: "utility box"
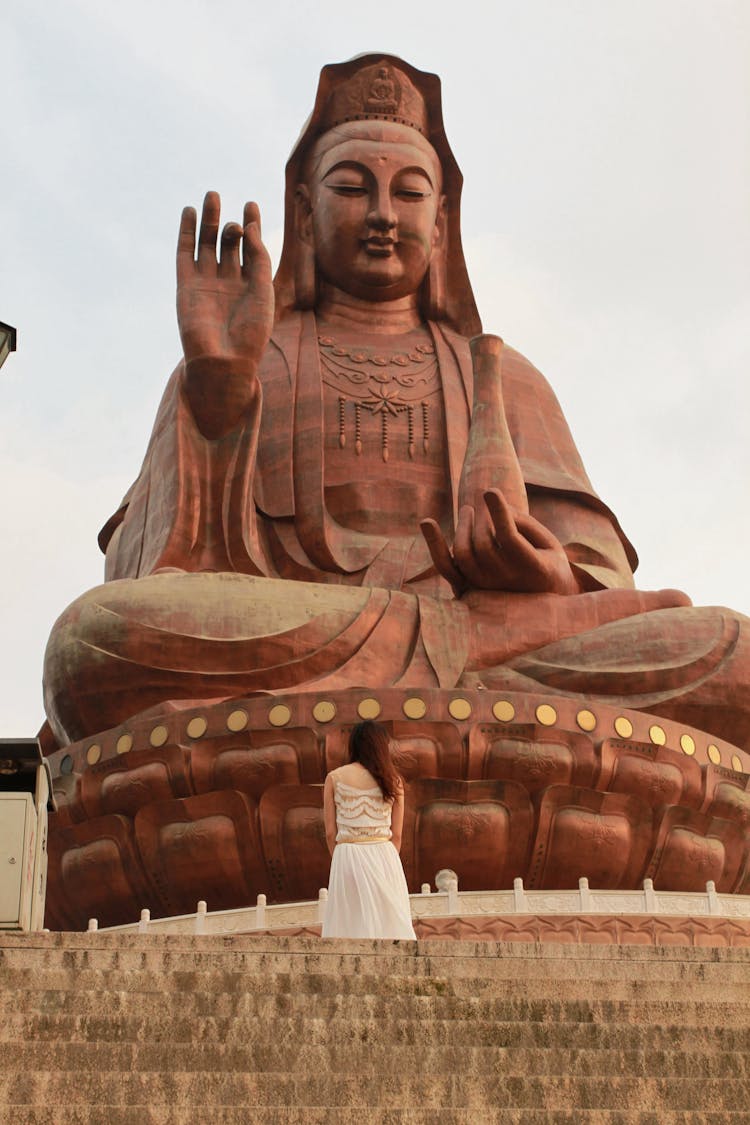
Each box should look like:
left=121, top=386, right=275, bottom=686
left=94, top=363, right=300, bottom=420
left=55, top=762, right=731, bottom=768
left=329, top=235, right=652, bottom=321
left=0, top=739, right=55, bottom=932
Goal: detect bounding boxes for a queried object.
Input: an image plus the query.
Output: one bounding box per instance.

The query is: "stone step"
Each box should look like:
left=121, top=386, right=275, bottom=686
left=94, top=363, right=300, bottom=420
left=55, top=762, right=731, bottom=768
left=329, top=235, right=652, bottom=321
left=6, top=931, right=750, bottom=960
left=19, top=952, right=725, bottom=985
left=5, top=985, right=749, bottom=1027
left=3, top=935, right=748, bottom=1118
left=5, top=1011, right=749, bottom=1051
left=2, top=1070, right=749, bottom=1112
left=7, top=1110, right=750, bottom=1125
left=3, top=936, right=750, bottom=981
left=2, top=967, right=747, bottom=1011
left=3, top=1040, right=749, bottom=1081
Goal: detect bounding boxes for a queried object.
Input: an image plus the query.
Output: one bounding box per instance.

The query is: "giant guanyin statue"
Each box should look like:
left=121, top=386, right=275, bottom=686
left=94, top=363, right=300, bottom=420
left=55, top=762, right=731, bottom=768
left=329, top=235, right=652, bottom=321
left=42, top=56, right=750, bottom=928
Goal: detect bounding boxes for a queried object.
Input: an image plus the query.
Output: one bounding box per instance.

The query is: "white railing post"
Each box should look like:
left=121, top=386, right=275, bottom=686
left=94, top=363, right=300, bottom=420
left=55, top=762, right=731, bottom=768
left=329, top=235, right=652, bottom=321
left=643, top=878, right=656, bottom=913
left=706, top=880, right=720, bottom=915
left=513, top=877, right=527, bottom=913
left=434, top=869, right=459, bottom=913
left=194, top=900, right=207, bottom=934
left=138, top=908, right=150, bottom=934
left=255, top=893, right=267, bottom=930
left=317, top=888, right=328, bottom=923
left=87, top=918, right=98, bottom=933
left=578, top=876, right=591, bottom=912
left=420, top=883, right=431, bottom=895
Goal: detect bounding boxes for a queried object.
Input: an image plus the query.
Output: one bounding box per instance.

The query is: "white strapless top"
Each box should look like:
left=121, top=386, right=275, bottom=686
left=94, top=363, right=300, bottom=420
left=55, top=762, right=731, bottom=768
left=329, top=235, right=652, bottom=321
left=334, top=779, right=392, bottom=843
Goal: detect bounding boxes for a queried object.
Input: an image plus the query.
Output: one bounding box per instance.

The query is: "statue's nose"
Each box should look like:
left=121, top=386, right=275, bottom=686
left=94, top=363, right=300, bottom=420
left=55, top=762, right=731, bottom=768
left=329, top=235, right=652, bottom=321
left=367, top=200, right=397, bottom=231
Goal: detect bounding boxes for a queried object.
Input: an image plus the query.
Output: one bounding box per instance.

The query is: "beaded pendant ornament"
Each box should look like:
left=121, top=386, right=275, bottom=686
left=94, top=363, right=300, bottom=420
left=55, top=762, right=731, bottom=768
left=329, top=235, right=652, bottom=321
left=318, top=335, right=440, bottom=462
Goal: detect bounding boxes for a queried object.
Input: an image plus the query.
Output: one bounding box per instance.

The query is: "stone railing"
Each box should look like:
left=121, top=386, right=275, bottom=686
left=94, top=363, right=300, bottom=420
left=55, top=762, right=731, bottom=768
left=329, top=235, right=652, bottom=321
left=91, top=875, right=750, bottom=936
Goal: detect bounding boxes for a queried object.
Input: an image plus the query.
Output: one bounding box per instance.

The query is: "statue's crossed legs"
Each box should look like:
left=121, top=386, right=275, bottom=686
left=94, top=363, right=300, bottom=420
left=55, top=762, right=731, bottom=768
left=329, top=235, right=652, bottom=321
left=43, top=571, right=750, bottom=752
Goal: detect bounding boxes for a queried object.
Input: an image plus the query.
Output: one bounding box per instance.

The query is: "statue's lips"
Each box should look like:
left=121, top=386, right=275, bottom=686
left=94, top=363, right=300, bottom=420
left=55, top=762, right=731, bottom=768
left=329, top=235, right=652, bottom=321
left=362, top=238, right=396, bottom=257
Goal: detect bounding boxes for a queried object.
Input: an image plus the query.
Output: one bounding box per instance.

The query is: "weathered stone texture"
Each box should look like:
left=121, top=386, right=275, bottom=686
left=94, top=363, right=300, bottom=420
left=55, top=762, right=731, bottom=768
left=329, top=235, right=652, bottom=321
left=1, top=932, right=749, bottom=1122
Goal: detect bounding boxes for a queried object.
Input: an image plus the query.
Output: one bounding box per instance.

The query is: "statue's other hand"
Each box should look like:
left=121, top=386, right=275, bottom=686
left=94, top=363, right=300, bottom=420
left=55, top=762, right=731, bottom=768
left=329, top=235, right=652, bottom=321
left=421, top=489, right=579, bottom=597
left=177, top=192, right=274, bottom=436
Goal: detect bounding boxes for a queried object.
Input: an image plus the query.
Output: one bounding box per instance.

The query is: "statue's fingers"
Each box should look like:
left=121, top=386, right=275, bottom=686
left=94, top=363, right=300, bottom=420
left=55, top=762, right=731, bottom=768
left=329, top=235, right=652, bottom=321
left=471, top=500, right=498, bottom=559
left=242, top=219, right=264, bottom=259
left=452, top=506, right=490, bottom=589
left=196, top=191, right=221, bottom=264
left=242, top=229, right=272, bottom=289
left=243, top=201, right=261, bottom=235
left=465, top=502, right=515, bottom=586
left=485, top=489, right=559, bottom=554
left=176, top=206, right=197, bottom=281
left=512, top=508, right=561, bottom=552
left=242, top=203, right=271, bottom=277
left=419, top=519, right=465, bottom=593
left=482, top=489, right=549, bottom=583
left=452, top=505, right=475, bottom=564
left=219, top=222, right=243, bottom=277
left=484, top=490, right=535, bottom=562
left=484, top=490, right=518, bottom=545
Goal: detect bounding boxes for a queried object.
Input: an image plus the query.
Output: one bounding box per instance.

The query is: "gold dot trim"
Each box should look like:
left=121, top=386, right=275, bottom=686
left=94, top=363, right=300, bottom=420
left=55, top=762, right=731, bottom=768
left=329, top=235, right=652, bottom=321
left=403, top=697, right=427, bottom=720
left=313, top=700, right=337, bottom=724
left=186, top=717, right=207, bottom=740
left=492, top=700, right=515, bottom=723
left=86, top=744, right=101, bottom=766
left=116, top=734, right=133, bottom=755
left=448, top=697, right=472, bottom=721
left=576, top=709, right=597, bottom=733
left=150, top=725, right=169, bottom=748
left=268, top=704, right=291, bottom=727
left=649, top=725, right=666, bottom=747
left=614, top=716, right=633, bottom=739
left=358, top=698, right=382, bottom=720
left=680, top=733, right=696, bottom=756
left=708, top=744, right=722, bottom=766
left=732, top=754, right=743, bottom=773
left=227, top=709, right=248, bottom=732
left=536, top=704, right=557, bottom=727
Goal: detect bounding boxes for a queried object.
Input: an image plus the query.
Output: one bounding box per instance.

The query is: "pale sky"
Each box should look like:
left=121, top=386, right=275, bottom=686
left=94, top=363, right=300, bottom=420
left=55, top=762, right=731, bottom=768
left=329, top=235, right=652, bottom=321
left=2, top=0, right=748, bottom=737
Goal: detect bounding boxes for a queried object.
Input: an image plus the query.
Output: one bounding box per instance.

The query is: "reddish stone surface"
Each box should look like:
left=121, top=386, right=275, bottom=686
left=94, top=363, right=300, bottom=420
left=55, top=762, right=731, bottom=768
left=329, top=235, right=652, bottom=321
left=43, top=691, right=750, bottom=929
left=416, top=914, right=750, bottom=946
left=260, top=916, right=750, bottom=947
left=38, top=55, right=750, bottom=926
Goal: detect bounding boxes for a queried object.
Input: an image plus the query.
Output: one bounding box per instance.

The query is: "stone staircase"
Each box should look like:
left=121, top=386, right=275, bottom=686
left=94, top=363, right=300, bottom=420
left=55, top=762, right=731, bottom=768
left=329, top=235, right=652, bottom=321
left=1, top=932, right=749, bottom=1123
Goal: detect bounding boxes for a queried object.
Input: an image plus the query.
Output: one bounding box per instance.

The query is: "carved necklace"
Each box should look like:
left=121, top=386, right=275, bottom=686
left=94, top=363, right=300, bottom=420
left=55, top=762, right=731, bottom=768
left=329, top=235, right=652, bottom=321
left=318, top=334, right=440, bottom=462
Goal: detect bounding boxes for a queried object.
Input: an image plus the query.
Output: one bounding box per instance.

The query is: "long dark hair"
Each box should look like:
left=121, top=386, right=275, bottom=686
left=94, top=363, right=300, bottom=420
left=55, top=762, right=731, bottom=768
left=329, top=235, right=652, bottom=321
left=348, top=721, right=401, bottom=802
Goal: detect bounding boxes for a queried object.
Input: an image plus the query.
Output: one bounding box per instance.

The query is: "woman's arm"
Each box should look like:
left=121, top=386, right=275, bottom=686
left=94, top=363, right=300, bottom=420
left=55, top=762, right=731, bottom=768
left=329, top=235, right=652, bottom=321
left=323, top=772, right=337, bottom=856
left=390, top=783, right=405, bottom=853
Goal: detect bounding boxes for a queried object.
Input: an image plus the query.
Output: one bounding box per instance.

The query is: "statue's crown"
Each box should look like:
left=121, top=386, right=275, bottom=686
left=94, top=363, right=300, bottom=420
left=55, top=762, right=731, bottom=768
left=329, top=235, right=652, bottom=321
left=320, top=60, right=428, bottom=135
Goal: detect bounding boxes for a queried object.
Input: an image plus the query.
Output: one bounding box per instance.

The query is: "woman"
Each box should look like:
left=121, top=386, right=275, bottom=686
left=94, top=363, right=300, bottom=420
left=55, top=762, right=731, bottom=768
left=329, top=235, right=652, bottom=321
left=322, top=721, right=416, bottom=940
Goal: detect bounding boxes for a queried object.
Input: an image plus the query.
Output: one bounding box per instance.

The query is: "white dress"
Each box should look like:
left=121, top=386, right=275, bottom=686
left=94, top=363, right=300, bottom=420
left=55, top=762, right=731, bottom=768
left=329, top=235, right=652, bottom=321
left=322, top=778, right=416, bottom=940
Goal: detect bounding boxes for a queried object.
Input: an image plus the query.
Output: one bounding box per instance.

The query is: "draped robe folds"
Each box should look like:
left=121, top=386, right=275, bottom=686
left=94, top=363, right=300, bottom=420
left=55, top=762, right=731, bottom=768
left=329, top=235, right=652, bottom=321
left=43, top=312, right=750, bottom=750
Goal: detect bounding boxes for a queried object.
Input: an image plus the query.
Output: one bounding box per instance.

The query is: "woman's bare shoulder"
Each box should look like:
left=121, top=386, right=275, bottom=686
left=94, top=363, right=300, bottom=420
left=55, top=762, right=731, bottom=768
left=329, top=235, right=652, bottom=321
left=333, top=763, right=378, bottom=788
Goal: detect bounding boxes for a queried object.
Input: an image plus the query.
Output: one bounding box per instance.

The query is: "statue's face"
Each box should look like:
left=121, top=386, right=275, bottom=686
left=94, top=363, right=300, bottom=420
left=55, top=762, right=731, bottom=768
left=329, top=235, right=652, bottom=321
left=302, top=123, right=444, bottom=302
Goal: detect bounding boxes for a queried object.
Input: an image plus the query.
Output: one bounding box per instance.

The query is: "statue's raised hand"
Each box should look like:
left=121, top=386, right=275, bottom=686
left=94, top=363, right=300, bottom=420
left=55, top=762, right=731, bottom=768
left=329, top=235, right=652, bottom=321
left=421, top=489, right=579, bottom=597
left=177, top=192, right=274, bottom=438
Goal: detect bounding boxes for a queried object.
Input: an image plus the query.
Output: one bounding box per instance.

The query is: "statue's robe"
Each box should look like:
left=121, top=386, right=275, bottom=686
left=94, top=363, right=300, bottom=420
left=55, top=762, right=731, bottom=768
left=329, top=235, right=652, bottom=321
left=44, top=313, right=750, bottom=749
left=100, top=312, right=639, bottom=587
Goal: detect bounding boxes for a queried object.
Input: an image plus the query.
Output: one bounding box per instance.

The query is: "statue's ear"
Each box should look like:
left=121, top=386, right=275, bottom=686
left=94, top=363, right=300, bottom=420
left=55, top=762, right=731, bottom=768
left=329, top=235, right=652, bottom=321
left=433, top=194, right=448, bottom=250
left=293, top=184, right=317, bottom=309
left=295, top=184, right=314, bottom=246
left=422, top=195, right=447, bottom=321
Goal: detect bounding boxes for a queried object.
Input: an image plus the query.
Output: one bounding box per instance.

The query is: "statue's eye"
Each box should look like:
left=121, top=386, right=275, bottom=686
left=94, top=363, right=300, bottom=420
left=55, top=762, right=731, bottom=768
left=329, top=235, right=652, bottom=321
left=329, top=183, right=368, bottom=196
left=394, top=174, right=432, bottom=200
